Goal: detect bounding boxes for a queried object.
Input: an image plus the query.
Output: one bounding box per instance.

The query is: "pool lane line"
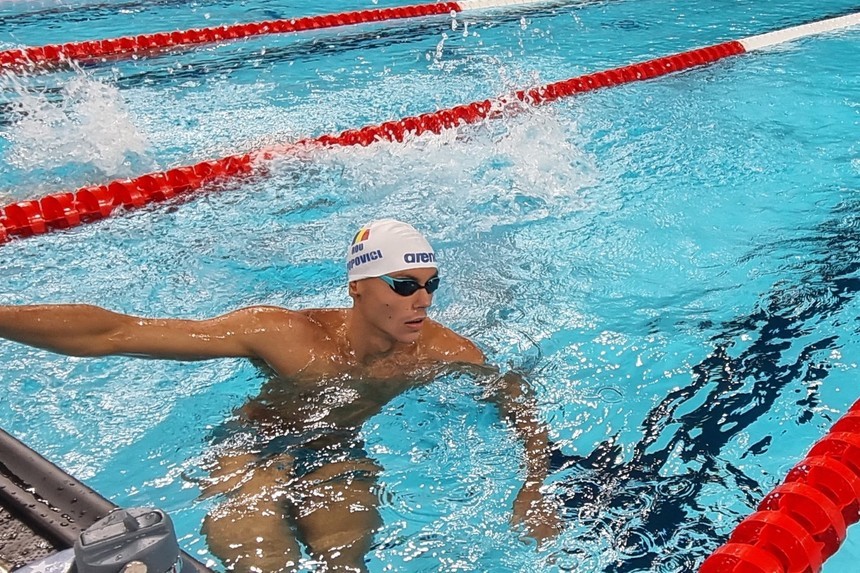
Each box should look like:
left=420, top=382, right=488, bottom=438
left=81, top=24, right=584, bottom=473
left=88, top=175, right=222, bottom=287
left=0, top=11, right=857, bottom=244
left=0, top=0, right=556, bottom=70
left=740, top=10, right=860, bottom=51
left=698, top=400, right=860, bottom=573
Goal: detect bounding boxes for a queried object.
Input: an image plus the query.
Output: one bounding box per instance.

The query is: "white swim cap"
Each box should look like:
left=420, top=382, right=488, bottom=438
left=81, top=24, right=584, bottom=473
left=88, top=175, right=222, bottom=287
left=346, top=219, right=437, bottom=282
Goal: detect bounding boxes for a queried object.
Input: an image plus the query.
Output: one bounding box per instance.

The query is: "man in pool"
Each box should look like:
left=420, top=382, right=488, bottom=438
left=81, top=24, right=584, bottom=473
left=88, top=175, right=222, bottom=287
left=0, top=219, right=560, bottom=572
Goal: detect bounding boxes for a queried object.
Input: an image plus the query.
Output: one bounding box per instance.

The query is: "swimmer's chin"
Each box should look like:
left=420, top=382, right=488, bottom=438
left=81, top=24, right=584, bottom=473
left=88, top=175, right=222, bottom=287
left=393, top=328, right=423, bottom=345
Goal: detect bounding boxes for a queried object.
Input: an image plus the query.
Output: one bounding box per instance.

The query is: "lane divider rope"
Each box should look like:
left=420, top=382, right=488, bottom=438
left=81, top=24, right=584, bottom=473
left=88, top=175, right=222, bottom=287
left=0, top=0, right=549, bottom=69
left=699, top=399, right=860, bottom=573
left=0, top=12, right=856, bottom=245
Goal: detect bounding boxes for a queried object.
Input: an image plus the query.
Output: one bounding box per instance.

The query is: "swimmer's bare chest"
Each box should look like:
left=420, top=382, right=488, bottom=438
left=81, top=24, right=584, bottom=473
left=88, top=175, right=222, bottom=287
left=240, top=372, right=430, bottom=433
left=258, top=308, right=429, bottom=379
left=240, top=308, right=460, bottom=431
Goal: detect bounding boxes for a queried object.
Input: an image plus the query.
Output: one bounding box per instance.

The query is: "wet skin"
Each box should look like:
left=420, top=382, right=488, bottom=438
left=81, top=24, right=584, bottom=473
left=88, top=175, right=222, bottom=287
left=201, top=270, right=490, bottom=572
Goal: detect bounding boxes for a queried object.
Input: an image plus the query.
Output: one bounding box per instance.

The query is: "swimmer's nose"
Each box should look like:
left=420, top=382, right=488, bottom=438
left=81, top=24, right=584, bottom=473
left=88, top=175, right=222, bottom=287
left=413, top=287, right=432, bottom=309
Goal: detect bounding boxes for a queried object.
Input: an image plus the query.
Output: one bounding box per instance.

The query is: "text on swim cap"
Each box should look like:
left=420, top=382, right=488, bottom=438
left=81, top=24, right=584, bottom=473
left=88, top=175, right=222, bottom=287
left=347, top=249, right=383, bottom=270
left=404, top=252, right=436, bottom=264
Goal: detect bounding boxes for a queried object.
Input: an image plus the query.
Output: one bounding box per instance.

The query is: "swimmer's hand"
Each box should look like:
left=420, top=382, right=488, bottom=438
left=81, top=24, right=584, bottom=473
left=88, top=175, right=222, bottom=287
left=511, top=482, right=562, bottom=545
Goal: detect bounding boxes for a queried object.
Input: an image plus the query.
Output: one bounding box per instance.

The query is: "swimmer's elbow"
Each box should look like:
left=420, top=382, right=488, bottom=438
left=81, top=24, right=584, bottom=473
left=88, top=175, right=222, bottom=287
left=47, top=337, right=120, bottom=358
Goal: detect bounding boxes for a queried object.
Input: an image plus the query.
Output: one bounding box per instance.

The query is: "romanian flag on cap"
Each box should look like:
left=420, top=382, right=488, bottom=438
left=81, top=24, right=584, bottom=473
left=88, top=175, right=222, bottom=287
left=352, top=228, right=370, bottom=244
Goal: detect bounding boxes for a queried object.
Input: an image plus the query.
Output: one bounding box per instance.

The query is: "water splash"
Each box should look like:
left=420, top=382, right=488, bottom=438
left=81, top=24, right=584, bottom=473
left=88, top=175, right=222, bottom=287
left=279, top=104, right=598, bottom=235
left=0, top=68, right=153, bottom=198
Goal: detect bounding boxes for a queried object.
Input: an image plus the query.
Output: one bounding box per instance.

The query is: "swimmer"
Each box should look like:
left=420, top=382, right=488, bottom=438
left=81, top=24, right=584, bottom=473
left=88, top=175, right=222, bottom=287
left=0, top=219, right=561, bottom=572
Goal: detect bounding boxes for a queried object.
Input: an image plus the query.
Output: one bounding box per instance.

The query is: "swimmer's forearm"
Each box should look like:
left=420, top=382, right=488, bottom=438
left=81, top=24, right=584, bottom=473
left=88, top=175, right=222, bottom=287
left=513, top=409, right=551, bottom=485
left=0, top=304, right=131, bottom=356
left=495, top=372, right=551, bottom=484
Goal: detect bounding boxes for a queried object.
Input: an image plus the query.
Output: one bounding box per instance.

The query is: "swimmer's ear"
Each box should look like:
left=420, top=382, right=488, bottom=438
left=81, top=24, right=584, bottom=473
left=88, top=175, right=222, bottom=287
left=348, top=281, right=360, bottom=299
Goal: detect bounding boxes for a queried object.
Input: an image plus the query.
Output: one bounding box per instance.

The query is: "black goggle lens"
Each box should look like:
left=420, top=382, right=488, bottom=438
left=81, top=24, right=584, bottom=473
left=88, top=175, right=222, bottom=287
left=381, top=275, right=441, bottom=296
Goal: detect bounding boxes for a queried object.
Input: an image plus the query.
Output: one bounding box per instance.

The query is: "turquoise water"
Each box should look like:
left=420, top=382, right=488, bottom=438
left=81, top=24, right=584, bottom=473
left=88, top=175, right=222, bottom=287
left=1, top=0, right=859, bottom=571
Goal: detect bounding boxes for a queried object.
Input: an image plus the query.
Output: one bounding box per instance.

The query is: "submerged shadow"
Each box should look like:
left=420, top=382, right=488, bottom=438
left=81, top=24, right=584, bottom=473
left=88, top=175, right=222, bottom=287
left=549, top=196, right=860, bottom=570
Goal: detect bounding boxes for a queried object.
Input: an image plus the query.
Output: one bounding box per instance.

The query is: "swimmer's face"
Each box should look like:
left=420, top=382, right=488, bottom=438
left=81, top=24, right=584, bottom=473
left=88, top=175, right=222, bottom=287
left=350, top=267, right=438, bottom=344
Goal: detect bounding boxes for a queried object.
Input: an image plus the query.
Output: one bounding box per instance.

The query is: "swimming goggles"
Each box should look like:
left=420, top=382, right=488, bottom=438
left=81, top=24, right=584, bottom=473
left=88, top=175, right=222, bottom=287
left=378, top=275, right=441, bottom=296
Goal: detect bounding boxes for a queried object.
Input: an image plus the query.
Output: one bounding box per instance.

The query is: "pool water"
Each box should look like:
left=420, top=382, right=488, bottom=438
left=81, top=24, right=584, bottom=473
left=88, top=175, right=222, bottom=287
left=1, top=0, right=859, bottom=571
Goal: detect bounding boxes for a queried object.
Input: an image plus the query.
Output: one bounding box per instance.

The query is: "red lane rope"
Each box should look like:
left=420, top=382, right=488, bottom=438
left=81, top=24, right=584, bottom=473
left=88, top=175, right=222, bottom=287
left=0, top=2, right=462, bottom=69
left=0, top=40, right=745, bottom=243
left=699, top=400, right=860, bottom=573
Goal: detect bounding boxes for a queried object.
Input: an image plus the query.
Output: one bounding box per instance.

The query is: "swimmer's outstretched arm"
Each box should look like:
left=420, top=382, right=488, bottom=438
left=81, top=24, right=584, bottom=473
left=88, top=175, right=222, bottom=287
left=0, top=304, right=309, bottom=368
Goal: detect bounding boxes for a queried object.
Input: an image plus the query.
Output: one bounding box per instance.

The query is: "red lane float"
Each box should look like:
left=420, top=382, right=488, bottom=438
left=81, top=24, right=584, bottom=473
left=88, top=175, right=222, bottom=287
left=255, top=39, right=741, bottom=156
left=0, top=154, right=251, bottom=241
left=699, top=398, right=860, bottom=573
left=0, top=1, right=463, bottom=69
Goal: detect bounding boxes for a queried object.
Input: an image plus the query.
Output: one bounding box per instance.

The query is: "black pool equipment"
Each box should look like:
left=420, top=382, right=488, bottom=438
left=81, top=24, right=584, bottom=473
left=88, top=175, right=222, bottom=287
left=0, top=427, right=211, bottom=573
left=73, top=508, right=183, bottom=573
left=14, top=506, right=183, bottom=573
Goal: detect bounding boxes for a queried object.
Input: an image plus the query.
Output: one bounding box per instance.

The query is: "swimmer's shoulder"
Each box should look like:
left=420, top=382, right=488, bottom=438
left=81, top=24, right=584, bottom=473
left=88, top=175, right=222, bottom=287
left=422, top=319, right=485, bottom=365
left=299, top=308, right=349, bottom=334
left=232, top=306, right=341, bottom=339
left=235, top=306, right=346, bottom=377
